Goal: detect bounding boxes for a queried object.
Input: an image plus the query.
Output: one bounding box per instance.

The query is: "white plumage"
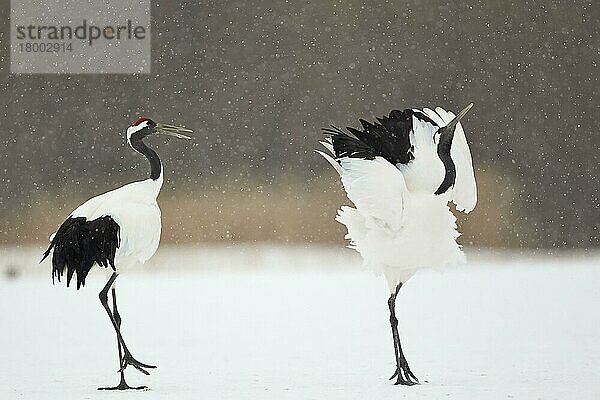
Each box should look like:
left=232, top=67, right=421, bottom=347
left=422, top=107, right=477, bottom=212
left=322, top=106, right=476, bottom=286
left=42, top=117, right=192, bottom=390
left=68, top=174, right=163, bottom=267
left=319, top=104, right=477, bottom=385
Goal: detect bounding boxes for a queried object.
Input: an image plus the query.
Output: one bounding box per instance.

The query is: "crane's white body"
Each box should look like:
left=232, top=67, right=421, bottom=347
left=322, top=107, right=477, bottom=291
left=52, top=172, right=163, bottom=269
left=72, top=175, right=162, bottom=266
left=335, top=157, right=464, bottom=288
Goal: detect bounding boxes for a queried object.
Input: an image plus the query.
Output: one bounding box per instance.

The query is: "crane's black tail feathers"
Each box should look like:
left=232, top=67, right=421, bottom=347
left=41, top=216, right=120, bottom=290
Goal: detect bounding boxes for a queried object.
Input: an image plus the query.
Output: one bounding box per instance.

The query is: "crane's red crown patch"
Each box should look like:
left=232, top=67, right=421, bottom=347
left=133, top=117, right=150, bottom=126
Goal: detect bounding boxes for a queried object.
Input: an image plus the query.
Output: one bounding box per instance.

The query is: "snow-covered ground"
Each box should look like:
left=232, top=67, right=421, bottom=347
left=2, top=246, right=600, bottom=399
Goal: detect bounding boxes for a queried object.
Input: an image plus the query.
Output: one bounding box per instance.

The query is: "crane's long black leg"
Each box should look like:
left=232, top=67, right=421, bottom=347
left=98, top=287, right=148, bottom=390
left=98, top=272, right=156, bottom=377
left=388, top=282, right=419, bottom=386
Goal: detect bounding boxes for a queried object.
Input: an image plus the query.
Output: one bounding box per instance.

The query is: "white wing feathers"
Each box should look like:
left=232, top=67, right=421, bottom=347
left=318, top=105, right=476, bottom=222
left=421, top=107, right=477, bottom=213
left=315, top=140, right=343, bottom=176
left=339, top=157, right=407, bottom=230
left=317, top=138, right=407, bottom=231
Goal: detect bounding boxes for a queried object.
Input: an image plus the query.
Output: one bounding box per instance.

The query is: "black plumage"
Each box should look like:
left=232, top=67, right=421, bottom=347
left=324, top=108, right=458, bottom=195
left=325, top=109, right=438, bottom=166
left=434, top=123, right=457, bottom=195
left=41, top=216, right=120, bottom=289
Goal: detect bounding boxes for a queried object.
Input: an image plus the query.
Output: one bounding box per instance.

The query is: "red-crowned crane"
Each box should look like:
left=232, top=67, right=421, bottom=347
left=317, top=104, right=477, bottom=385
left=42, top=118, right=192, bottom=390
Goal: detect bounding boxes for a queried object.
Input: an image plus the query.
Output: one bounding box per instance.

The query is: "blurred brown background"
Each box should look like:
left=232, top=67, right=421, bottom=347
left=0, top=0, right=597, bottom=249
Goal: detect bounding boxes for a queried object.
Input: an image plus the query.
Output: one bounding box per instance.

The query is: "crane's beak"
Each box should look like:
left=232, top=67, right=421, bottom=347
left=155, top=123, right=193, bottom=139
left=442, top=102, right=473, bottom=131
left=436, top=103, right=473, bottom=149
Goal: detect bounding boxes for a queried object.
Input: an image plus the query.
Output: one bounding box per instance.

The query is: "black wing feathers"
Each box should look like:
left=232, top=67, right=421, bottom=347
left=41, top=216, right=120, bottom=289
left=325, top=124, right=381, bottom=160
left=322, top=108, right=458, bottom=195
left=325, top=109, right=435, bottom=166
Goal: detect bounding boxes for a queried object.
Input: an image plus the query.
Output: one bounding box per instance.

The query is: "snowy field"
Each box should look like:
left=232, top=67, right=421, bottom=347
left=1, top=246, right=600, bottom=399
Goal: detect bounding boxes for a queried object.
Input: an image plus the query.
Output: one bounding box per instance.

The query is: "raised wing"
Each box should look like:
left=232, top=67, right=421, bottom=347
left=322, top=110, right=437, bottom=168
left=339, top=157, right=407, bottom=230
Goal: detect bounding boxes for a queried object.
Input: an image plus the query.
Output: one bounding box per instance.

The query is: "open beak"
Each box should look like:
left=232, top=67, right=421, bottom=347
left=155, top=123, right=193, bottom=139
left=443, top=102, right=473, bottom=131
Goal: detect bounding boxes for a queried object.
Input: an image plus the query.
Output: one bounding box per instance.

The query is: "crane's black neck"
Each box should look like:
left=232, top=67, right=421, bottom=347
left=130, top=134, right=162, bottom=180
left=434, top=125, right=456, bottom=195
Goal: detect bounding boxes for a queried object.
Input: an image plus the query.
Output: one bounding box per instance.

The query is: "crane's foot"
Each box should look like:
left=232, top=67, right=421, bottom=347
left=98, top=372, right=148, bottom=391
left=98, top=382, right=148, bottom=391
left=390, top=365, right=419, bottom=386
left=119, top=352, right=157, bottom=375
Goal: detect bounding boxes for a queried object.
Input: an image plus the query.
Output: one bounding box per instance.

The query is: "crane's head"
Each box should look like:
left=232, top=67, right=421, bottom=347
left=126, top=117, right=193, bottom=145
left=431, top=103, right=474, bottom=195
left=434, top=103, right=473, bottom=146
